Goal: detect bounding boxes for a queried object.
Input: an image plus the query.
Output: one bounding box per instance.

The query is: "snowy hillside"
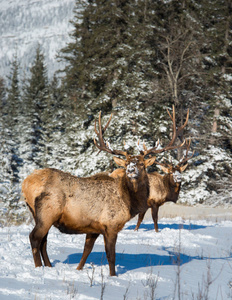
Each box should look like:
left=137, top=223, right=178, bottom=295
left=0, top=0, right=75, bottom=81
left=0, top=217, right=232, bottom=299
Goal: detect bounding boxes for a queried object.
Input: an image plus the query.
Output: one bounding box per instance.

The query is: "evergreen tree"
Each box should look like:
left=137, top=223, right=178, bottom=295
left=5, top=54, right=22, bottom=181
left=146, top=1, right=206, bottom=130
left=0, top=0, right=231, bottom=220
left=3, top=55, right=22, bottom=187
left=199, top=0, right=232, bottom=150
left=7, top=54, right=20, bottom=109
left=23, top=44, right=49, bottom=168
left=24, top=44, right=49, bottom=109
left=5, top=54, right=22, bottom=155
left=0, top=65, right=23, bottom=225
left=0, top=76, right=6, bottom=103
left=60, top=0, right=159, bottom=112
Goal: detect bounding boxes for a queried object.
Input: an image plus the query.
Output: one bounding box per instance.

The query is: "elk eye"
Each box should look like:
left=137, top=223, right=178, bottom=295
left=140, top=163, right=144, bottom=167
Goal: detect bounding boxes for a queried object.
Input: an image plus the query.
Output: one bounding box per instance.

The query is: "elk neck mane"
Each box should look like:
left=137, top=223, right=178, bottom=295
left=162, top=173, right=181, bottom=202
left=125, top=173, right=150, bottom=217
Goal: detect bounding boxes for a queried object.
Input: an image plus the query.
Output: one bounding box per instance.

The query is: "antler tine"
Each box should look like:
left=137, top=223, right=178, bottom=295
left=94, top=111, right=107, bottom=153
left=177, top=138, right=195, bottom=166
left=103, top=113, right=112, bottom=134
left=94, top=111, right=112, bottom=136
left=93, top=111, right=128, bottom=157
left=176, top=108, right=189, bottom=139
left=166, top=104, right=175, bottom=122
left=149, top=140, right=186, bottom=155
left=97, top=111, right=103, bottom=141
left=165, top=104, right=176, bottom=148
left=153, top=160, right=171, bottom=169
left=142, top=105, right=186, bottom=157
left=94, top=115, right=99, bottom=136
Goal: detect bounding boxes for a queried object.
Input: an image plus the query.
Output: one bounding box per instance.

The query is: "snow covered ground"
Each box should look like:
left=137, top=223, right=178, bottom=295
left=1, top=215, right=232, bottom=299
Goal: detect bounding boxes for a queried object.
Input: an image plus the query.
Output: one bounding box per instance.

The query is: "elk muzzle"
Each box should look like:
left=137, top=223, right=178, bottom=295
left=172, top=171, right=182, bottom=183
left=126, top=162, right=139, bottom=179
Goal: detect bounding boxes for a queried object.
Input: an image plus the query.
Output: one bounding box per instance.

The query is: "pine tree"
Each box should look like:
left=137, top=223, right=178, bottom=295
left=148, top=1, right=205, bottom=124
left=5, top=54, right=22, bottom=180
left=59, top=0, right=160, bottom=112
left=5, top=54, right=22, bottom=148
left=199, top=0, right=232, bottom=150
left=0, top=65, right=23, bottom=225
left=56, top=0, right=231, bottom=204
left=0, top=76, right=6, bottom=103
left=24, top=44, right=49, bottom=109
left=7, top=54, right=20, bottom=110
left=3, top=56, right=22, bottom=191
left=23, top=44, right=49, bottom=168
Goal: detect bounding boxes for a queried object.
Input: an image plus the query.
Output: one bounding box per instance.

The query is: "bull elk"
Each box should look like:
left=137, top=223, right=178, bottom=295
left=111, top=108, right=193, bottom=232
left=135, top=139, right=194, bottom=232
left=22, top=110, right=179, bottom=276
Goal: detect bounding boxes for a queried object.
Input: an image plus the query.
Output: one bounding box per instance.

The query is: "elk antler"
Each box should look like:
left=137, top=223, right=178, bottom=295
left=177, top=138, right=195, bottom=166
left=94, top=111, right=128, bottom=157
left=153, top=160, right=172, bottom=169
left=167, top=107, right=189, bottom=142
left=153, top=138, right=194, bottom=170
left=141, top=105, right=188, bottom=157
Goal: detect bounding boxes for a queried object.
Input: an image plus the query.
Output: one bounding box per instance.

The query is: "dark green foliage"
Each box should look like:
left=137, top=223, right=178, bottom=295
left=0, top=76, right=6, bottom=103
left=59, top=0, right=160, bottom=111
left=7, top=54, right=20, bottom=106
left=22, top=44, right=50, bottom=167
left=1, top=0, right=232, bottom=225
left=201, top=0, right=232, bottom=150
left=0, top=65, right=22, bottom=224
left=24, top=44, right=49, bottom=109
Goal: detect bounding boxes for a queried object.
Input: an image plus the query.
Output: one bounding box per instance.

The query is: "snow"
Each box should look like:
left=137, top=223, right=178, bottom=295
left=136, top=140, right=144, bottom=152
left=0, top=217, right=232, bottom=299
left=223, top=74, right=232, bottom=81
left=0, top=0, right=76, bottom=82
left=0, top=1, right=232, bottom=296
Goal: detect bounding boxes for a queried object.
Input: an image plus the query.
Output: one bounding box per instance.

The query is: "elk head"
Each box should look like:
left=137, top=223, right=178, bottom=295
left=93, top=112, right=158, bottom=183
left=94, top=106, right=188, bottom=181
left=154, top=139, right=194, bottom=185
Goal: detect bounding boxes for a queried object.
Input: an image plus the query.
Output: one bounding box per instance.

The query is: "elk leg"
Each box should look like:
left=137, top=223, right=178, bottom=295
left=103, top=232, right=117, bottom=276
left=151, top=204, right=159, bottom=232
left=134, top=212, right=146, bottom=231
left=29, top=223, right=51, bottom=267
left=77, top=233, right=99, bottom=270
left=40, top=233, right=52, bottom=267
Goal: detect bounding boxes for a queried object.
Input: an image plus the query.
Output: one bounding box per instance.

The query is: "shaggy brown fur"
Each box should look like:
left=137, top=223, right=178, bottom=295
left=22, top=155, right=156, bottom=276
left=110, top=164, right=188, bottom=232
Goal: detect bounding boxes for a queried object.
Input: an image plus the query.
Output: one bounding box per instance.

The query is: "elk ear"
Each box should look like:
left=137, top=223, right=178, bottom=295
left=180, top=163, right=188, bottom=172
left=144, top=156, right=156, bottom=168
left=158, top=165, right=170, bottom=174
left=113, top=157, right=127, bottom=168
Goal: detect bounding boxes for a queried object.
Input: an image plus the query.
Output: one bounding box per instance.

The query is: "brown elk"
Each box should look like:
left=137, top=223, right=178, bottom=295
left=110, top=110, right=193, bottom=232
left=135, top=139, right=194, bottom=232
left=22, top=111, right=178, bottom=276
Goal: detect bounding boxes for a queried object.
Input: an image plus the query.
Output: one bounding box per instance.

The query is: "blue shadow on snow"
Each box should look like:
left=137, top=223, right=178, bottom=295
left=126, top=222, right=207, bottom=231
left=57, top=248, right=230, bottom=275
left=52, top=222, right=218, bottom=274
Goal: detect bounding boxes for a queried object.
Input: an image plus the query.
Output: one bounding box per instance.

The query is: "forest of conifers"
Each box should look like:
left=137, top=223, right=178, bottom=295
left=0, top=0, right=231, bottom=225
